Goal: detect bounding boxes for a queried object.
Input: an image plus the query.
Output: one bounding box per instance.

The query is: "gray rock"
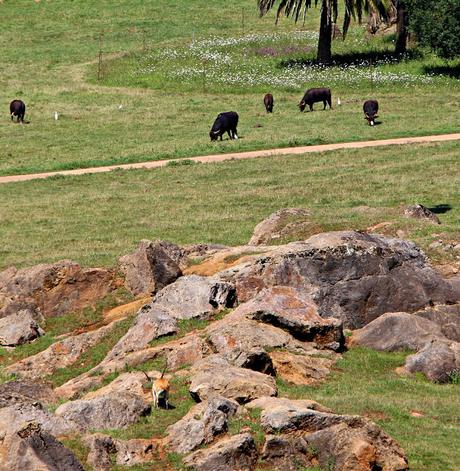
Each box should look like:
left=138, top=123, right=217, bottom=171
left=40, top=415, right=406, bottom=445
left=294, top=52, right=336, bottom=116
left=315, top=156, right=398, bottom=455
left=166, top=396, right=239, bottom=453
left=404, top=204, right=441, bottom=224
left=0, top=381, right=57, bottom=408
left=218, top=231, right=457, bottom=328
left=351, top=312, right=443, bottom=352
left=404, top=339, right=460, bottom=383
left=153, top=275, right=237, bottom=320
left=85, top=434, right=159, bottom=471
left=416, top=303, right=460, bottom=342
left=183, top=433, right=258, bottom=471
left=2, top=423, right=85, bottom=471
left=55, top=392, right=151, bottom=430
left=0, top=310, right=44, bottom=346
left=189, top=355, right=277, bottom=404
left=118, top=240, right=182, bottom=296
left=248, top=208, right=318, bottom=246
left=261, top=434, right=314, bottom=470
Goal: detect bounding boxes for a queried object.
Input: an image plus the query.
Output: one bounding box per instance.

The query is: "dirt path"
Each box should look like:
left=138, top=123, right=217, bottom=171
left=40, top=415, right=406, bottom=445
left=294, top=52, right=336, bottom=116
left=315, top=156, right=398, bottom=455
left=1, top=132, right=459, bottom=184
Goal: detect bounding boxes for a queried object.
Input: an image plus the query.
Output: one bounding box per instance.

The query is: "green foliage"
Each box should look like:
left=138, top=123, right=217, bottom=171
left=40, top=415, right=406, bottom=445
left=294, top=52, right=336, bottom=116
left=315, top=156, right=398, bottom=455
left=407, top=0, right=460, bottom=59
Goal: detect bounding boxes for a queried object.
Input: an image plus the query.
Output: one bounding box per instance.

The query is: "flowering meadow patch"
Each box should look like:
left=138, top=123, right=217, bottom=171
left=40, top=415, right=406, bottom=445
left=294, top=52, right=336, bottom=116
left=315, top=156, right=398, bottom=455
left=136, top=31, right=435, bottom=91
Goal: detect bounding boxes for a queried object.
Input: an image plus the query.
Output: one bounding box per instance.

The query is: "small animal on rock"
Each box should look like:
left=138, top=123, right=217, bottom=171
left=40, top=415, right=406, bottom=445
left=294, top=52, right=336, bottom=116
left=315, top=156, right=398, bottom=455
left=263, top=93, right=274, bottom=113
left=363, top=99, right=379, bottom=126
left=209, top=111, right=239, bottom=141
left=10, top=99, right=26, bottom=123
left=299, top=88, right=332, bottom=112
left=143, top=368, right=170, bottom=409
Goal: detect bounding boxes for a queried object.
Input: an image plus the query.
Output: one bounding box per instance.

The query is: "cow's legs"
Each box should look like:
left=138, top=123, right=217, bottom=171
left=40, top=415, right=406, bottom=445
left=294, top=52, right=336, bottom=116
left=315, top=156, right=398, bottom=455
left=233, top=128, right=238, bottom=140
left=309, top=104, right=313, bottom=111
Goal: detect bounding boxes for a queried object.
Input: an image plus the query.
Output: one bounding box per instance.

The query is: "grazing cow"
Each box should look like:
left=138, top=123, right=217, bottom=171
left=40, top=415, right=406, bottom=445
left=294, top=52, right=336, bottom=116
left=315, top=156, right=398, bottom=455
left=263, top=93, right=274, bottom=113
left=299, top=88, right=332, bottom=112
left=10, top=99, right=26, bottom=123
left=363, top=100, right=379, bottom=126
left=209, top=111, right=239, bottom=141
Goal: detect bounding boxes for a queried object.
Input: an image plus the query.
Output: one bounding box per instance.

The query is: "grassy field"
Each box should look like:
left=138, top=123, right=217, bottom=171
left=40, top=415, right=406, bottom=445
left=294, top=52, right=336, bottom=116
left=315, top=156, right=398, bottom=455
left=0, top=0, right=458, bottom=176
left=1, top=141, right=459, bottom=270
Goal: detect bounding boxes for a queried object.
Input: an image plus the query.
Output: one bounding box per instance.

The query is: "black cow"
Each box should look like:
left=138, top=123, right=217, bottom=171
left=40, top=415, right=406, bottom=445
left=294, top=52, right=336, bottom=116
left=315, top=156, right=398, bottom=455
left=209, top=111, right=239, bottom=141
left=363, top=100, right=379, bottom=126
left=264, top=93, right=274, bottom=113
left=299, top=88, right=332, bottom=112
left=10, top=99, right=26, bottom=123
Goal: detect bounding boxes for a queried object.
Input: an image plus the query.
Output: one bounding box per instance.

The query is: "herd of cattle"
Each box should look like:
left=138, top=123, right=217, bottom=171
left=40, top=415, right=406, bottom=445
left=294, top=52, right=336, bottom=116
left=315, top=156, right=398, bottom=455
left=209, top=87, right=379, bottom=141
left=10, top=88, right=380, bottom=144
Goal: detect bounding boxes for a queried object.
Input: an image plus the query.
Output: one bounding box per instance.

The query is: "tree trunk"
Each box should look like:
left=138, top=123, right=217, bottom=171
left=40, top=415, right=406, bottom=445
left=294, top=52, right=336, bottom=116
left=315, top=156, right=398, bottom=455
left=395, top=0, right=408, bottom=54
left=317, top=0, right=332, bottom=64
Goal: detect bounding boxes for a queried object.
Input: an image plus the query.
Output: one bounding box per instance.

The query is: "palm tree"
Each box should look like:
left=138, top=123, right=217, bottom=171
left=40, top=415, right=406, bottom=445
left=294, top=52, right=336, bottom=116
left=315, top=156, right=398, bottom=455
left=258, top=0, right=390, bottom=63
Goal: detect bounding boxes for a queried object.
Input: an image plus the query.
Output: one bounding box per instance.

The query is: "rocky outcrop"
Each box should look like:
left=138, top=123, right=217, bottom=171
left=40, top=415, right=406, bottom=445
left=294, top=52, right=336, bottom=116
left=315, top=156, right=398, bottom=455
left=55, top=392, right=151, bottom=430
left=6, top=319, right=123, bottom=380
left=248, top=208, right=320, bottom=245
left=103, top=275, right=235, bottom=362
left=183, top=433, right=258, bottom=471
left=261, top=434, right=316, bottom=470
left=403, top=339, right=460, bottom=383
left=118, top=240, right=182, bottom=296
left=351, top=312, right=443, bottom=352
left=251, top=397, right=408, bottom=471
left=0, top=381, right=57, bottom=408
left=218, top=231, right=457, bottom=328
left=0, top=260, right=116, bottom=319
left=1, top=423, right=85, bottom=471
left=0, top=309, right=44, bottom=346
left=404, top=204, right=441, bottom=224
left=166, top=396, right=240, bottom=453
left=189, top=355, right=277, bottom=404
left=85, top=434, right=159, bottom=470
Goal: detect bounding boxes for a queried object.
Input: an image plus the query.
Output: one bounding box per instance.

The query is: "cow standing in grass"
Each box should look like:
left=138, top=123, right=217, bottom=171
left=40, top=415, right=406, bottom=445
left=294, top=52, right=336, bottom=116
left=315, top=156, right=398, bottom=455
left=10, top=99, right=26, bottom=123
left=363, top=100, right=379, bottom=126
left=209, top=111, right=239, bottom=141
left=264, top=93, right=274, bottom=113
left=299, top=88, right=332, bottom=112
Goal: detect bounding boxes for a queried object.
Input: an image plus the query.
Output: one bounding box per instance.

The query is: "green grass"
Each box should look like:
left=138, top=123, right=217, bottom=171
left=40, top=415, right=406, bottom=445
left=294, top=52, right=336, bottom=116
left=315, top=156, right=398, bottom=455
left=0, top=1, right=458, bottom=176
left=0, top=289, right=134, bottom=366
left=277, top=346, right=460, bottom=471
left=1, top=141, right=459, bottom=270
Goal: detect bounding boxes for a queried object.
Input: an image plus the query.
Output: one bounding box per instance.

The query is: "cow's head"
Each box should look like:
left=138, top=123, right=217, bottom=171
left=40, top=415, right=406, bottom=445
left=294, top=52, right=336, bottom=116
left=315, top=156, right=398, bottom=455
left=364, top=113, right=378, bottom=126
left=298, top=101, right=306, bottom=112
left=210, top=129, right=220, bottom=141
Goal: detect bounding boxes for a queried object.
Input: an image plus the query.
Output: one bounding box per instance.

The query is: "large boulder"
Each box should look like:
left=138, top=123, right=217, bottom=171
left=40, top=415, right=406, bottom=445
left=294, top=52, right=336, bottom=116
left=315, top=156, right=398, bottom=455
left=55, top=392, right=151, bottom=430
left=189, top=355, right=277, bottom=404
left=239, top=286, right=344, bottom=350
left=0, top=309, right=44, bottom=346
left=0, top=260, right=116, bottom=319
left=0, top=381, right=57, bottom=408
left=403, top=339, right=460, bottom=383
left=0, top=423, right=85, bottom=471
left=166, top=396, right=240, bottom=453
left=183, top=433, right=258, bottom=471
left=218, top=231, right=457, bottom=328
left=85, top=434, right=159, bottom=471
left=6, top=319, right=123, bottom=380
left=251, top=398, right=408, bottom=471
left=416, top=303, right=460, bottom=342
left=248, top=208, right=321, bottom=246
left=118, top=240, right=182, bottom=296
left=351, top=312, right=444, bottom=352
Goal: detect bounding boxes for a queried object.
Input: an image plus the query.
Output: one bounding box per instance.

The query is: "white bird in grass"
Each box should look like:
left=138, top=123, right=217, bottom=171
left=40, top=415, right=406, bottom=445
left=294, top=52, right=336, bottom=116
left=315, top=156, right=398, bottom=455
left=337, top=98, right=341, bottom=106
left=54, top=111, right=59, bottom=120
left=118, top=104, right=123, bottom=110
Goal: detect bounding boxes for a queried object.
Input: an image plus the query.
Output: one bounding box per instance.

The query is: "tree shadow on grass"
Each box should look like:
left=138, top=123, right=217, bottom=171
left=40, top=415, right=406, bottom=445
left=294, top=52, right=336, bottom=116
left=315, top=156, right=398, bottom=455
left=423, top=64, right=460, bottom=79
left=279, top=49, right=421, bottom=69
